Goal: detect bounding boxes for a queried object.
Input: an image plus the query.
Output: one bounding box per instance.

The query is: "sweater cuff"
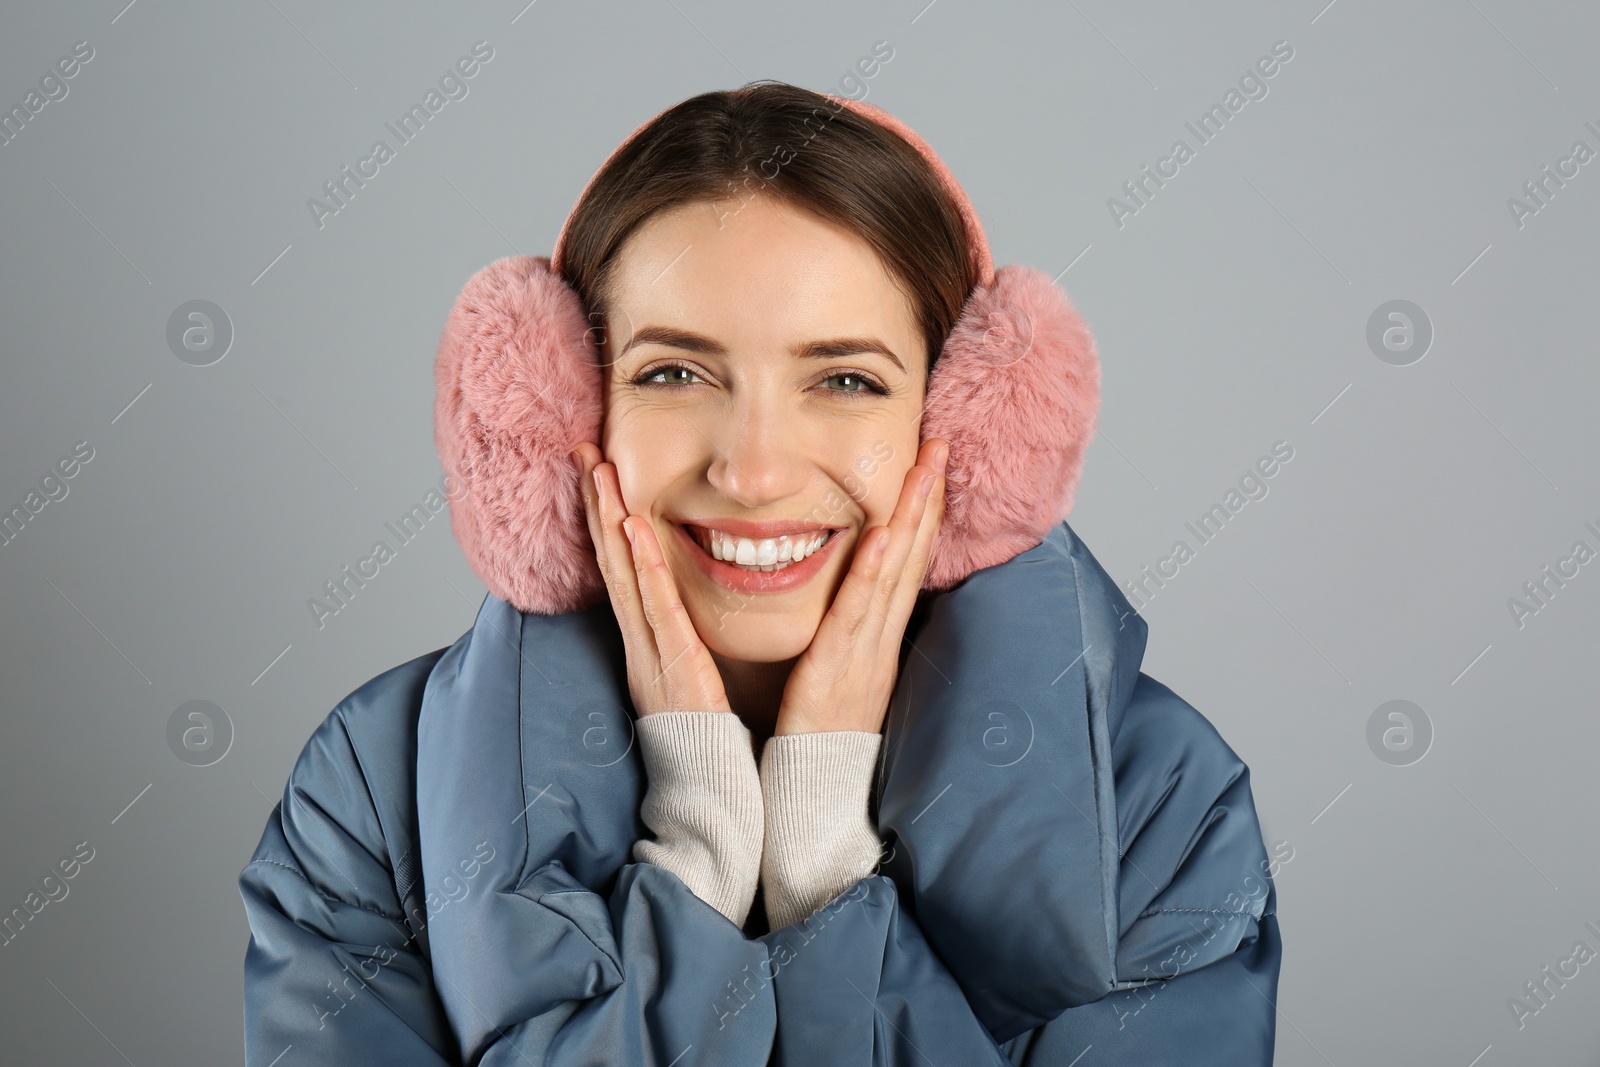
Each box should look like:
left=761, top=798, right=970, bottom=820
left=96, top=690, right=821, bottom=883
left=759, top=730, right=884, bottom=931
left=630, top=711, right=764, bottom=928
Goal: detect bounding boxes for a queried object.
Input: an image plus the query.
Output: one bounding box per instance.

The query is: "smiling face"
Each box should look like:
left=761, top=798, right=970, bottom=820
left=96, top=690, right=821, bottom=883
left=598, top=193, right=928, bottom=664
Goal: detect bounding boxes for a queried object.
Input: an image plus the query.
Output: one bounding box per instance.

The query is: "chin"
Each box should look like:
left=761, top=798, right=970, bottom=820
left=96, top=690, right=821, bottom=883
left=687, top=603, right=819, bottom=664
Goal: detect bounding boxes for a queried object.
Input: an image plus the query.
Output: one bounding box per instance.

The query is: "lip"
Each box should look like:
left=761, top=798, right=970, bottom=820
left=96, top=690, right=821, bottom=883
left=670, top=521, right=848, bottom=595
left=674, top=516, right=843, bottom=539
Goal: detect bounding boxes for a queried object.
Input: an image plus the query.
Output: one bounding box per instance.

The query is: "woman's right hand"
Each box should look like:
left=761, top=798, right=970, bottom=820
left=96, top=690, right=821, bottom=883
left=571, top=442, right=732, bottom=719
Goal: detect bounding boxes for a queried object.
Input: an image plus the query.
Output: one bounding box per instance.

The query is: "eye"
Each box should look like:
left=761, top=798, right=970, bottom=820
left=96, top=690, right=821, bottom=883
left=627, top=362, right=891, bottom=398
left=820, top=371, right=890, bottom=397
left=630, top=362, right=706, bottom=388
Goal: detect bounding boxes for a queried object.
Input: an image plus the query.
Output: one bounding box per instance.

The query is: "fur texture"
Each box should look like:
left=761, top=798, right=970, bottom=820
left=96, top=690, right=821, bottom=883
left=919, top=264, right=1100, bottom=591
left=434, top=255, right=606, bottom=616
left=434, top=99, right=1100, bottom=616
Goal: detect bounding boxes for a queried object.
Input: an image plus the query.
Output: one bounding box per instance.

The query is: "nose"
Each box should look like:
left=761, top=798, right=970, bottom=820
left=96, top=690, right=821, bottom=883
left=703, top=394, right=808, bottom=510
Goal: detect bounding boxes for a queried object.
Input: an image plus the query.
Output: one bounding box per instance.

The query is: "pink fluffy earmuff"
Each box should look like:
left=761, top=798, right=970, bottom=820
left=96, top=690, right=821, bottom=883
left=433, top=94, right=1101, bottom=616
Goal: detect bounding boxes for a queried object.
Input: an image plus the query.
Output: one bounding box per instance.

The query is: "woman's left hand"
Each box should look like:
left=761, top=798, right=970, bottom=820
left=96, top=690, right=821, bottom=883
left=772, top=438, right=949, bottom=737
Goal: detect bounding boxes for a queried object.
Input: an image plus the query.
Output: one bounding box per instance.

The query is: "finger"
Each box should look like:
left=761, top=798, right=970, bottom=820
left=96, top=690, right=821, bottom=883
left=856, top=440, right=942, bottom=647
left=883, top=439, right=948, bottom=636
left=626, top=517, right=686, bottom=682
left=592, top=460, right=659, bottom=663
left=808, top=435, right=936, bottom=653
left=810, top=520, right=893, bottom=651
left=627, top=517, right=731, bottom=712
left=573, top=444, right=608, bottom=576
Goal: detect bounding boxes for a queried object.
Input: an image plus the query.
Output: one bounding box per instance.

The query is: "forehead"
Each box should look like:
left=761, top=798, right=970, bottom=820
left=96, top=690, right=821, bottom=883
left=603, top=196, right=920, bottom=354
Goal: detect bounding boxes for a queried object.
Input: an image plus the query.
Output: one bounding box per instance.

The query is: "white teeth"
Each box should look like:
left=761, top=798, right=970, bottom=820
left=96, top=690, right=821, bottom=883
left=695, top=527, right=830, bottom=570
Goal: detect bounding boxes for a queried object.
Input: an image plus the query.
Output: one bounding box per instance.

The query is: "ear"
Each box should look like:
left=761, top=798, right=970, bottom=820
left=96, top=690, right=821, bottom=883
left=434, top=256, right=608, bottom=616
left=920, top=264, right=1101, bottom=590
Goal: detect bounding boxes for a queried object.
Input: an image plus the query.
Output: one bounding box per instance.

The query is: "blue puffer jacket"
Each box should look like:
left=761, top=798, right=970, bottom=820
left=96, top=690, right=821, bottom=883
left=238, top=520, right=1282, bottom=1064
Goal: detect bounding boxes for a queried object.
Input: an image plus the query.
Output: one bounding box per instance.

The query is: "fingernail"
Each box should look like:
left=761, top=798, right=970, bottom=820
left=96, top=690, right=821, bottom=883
left=934, top=442, right=949, bottom=474
left=592, top=468, right=603, bottom=498
left=568, top=446, right=582, bottom=471
left=869, top=527, right=890, bottom=564
left=623, top=518, right=636, bottom=546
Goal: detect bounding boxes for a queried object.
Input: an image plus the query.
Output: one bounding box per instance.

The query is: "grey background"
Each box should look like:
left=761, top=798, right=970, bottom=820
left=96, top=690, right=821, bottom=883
left=1, top=0, right=1595, bottom=1063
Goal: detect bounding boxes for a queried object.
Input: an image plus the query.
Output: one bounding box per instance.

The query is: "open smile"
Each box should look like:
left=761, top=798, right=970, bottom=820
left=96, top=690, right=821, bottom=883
left=670, top=522, right=848, bottom=594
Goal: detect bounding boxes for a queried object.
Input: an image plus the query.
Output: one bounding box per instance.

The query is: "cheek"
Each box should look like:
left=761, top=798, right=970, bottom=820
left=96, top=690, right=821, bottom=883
left=603, top=404, right=696, bottom=519
left=857, top=463, right=911, bottom=529
left=835, top=431, right=918, bottom=530
left=602, top=409, right=656, bottom=515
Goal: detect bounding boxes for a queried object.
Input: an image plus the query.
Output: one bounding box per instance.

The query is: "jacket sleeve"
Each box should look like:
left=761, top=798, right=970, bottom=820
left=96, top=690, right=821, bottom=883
left=433, top=856, right=1021, bottom=1067
left=454, top=857, right=778, bottom=1065
left=238, top=696, right=456, bottom=1064
left=412, top=607, right=785, bottom=1065
left=746, top=728, right=1023, bottom=1065
left=240, top=668, right=780, bottom=1066
left=760, top=874, right=1019, bottom=1066
left=1020, top=672, right=1283, bottom=1063
left=1002, top=908, right=1282, bottom=1065
left=877, top=667, right=1282, bottom=1061
left=754, top=729, right=1284, bottom=1067
left=241, top=767, right=778, bottom=1065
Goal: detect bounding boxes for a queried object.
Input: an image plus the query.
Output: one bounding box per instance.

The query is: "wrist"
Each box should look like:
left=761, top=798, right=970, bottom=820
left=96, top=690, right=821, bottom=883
left=631, top=710, right=764, bottom=927
left=758, top=730, right=884, bottom=930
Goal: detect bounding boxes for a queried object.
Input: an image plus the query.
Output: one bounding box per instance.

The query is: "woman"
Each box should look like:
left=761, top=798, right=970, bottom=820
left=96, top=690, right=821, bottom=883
left=240, top=82, right=1282, bottom=1065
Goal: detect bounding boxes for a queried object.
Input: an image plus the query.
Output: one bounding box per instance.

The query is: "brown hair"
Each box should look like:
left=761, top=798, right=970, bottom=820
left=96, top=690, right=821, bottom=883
left=557, top=80, right=977, bottom=380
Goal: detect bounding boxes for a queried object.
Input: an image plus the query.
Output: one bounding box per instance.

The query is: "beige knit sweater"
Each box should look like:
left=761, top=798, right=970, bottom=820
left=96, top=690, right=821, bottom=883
left=631, top=710, right=884, bottom=931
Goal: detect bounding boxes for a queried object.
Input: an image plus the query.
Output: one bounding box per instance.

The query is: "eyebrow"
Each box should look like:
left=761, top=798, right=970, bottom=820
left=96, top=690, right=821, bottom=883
left=617, top=325, right=907, bottom=374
